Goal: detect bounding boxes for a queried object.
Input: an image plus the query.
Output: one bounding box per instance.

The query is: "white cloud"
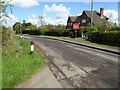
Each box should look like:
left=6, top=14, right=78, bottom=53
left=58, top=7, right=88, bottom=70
left=25, top=4, right=70, bottom=26
left=26, top=14, right=39, bottom=25
left=77, top=12, right=82, bottom=16
left=10, top=0, right=39, bottom=8
left=104, top=9, right=118, bottom=24
left=0, top=13, right=19, bottom=27
left=36, top=0, right=119, bottom=2
left=44, top=4, right=70, bottom=25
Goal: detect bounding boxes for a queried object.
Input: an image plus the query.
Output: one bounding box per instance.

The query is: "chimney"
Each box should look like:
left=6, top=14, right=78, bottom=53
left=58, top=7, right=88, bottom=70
left=100, top=8, right=104, bottom=18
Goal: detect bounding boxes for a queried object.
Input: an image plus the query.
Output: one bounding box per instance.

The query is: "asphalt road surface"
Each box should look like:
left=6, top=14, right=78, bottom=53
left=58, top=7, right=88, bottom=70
left=24, top=35, right=119, bottom=88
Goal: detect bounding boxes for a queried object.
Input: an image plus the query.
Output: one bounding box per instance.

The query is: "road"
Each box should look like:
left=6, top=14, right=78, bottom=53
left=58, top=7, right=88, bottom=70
left=24, top=35, right=119, bottom=88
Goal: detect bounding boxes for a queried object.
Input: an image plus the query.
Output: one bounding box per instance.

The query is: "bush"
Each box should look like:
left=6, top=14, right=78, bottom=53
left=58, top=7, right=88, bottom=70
left=29, top=30, right=42, bottom=35
left=87, top=31, right=120, bottom=45
left=44, top=29, right=70, bottom=37
left=80, top=26, right=98, bottom=33
left=109, top=27, right=120, bottom=31
left=61, top=30, right=70, bottom=37
left=2, top=27, right=14, bottom=46
left=40, top=28, right=48, bottom=35
left=22, top=30, right=42, bottom=35
left=22, top=30, right=30, bottom=34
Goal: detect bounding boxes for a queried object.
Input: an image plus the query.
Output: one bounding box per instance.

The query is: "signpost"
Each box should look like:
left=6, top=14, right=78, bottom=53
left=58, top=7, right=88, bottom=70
left=72, top=23, right=79, bottom=38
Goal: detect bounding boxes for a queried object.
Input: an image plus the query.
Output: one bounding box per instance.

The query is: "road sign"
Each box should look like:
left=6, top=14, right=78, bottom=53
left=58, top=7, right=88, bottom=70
left=72, top=23, right=79, bottom=30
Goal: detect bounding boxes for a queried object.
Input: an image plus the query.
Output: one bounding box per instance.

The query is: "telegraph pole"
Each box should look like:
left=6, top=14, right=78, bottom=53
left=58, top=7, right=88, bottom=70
left=91, top=0, right=94, bottom=27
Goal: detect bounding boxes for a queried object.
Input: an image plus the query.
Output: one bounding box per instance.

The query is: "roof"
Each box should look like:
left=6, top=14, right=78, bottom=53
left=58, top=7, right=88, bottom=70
left=67, top=16, right=81, bottom=23
left=83, top=10, right=108, bottom=25
left=67, top=10, right=109, bottom=26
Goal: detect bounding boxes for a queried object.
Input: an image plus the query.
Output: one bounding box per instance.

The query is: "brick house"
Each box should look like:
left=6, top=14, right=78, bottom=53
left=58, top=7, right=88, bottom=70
left=66, top=8, right=109, bottom=29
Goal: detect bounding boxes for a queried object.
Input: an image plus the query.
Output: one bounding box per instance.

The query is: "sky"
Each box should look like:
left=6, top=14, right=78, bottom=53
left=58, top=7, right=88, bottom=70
left=1, top=0, right=119, bottom=27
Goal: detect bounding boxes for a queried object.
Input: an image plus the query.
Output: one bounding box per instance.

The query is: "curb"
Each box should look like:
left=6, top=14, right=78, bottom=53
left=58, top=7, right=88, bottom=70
left=40, top=36, right=120, bottom=55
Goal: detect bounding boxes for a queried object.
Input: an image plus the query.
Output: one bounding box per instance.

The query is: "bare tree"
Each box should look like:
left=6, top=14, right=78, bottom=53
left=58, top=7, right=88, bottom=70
left=39, top=13, right=46, bottom=27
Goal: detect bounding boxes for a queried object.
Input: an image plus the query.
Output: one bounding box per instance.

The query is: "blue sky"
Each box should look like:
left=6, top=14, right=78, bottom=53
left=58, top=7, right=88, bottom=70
left=3, top=0, right=119, bottom=27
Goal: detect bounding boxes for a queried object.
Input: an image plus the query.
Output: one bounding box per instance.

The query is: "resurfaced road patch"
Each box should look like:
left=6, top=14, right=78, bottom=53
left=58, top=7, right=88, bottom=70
left=36, top=41, right=109, bottom=88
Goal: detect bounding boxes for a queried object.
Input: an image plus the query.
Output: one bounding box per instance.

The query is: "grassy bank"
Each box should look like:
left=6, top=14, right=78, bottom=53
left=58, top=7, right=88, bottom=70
left=0, top=45, right=2, bottom=89
left=2, top=37, right=45, bottom=88
left=47, top=36, right=119, bottom=50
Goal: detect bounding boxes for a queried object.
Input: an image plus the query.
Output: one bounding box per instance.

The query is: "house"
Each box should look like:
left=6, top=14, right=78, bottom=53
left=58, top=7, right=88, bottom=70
left=66, top=8, right=109, bottom=29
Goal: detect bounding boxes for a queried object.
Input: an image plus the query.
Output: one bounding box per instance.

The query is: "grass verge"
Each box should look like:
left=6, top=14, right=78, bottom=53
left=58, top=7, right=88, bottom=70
left=2, top=37, right=45, bottom=88
left=47, top=36, right=119, bottom=50
left=0, top=45, right=2, bottom=89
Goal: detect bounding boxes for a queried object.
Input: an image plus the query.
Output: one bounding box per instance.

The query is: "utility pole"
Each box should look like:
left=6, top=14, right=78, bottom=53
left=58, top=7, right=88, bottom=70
left=91, top=0, right=94, bottom=27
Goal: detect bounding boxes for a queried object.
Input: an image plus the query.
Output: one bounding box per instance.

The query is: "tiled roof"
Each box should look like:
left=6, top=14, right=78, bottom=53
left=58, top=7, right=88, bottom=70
left=83, top=10, right=108, bottom=25
left=68, top=16, right=81, bottom=22
left=67, top=10, right=109, bottom=26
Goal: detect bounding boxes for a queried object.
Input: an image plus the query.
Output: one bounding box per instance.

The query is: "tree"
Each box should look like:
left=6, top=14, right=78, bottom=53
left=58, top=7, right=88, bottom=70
left=27, top=24, right=37, bottom=30
left=13, top=22, right=22, bottom=34
left=1, top=0, right=14, bottom=46
left=0, top=0, right=13, bottom=23
left=39, top=13, right=46, bottom=26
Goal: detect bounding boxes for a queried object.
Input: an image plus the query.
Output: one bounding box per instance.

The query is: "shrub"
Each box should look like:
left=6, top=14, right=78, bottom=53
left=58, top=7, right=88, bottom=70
left=87, top=31, right=120, bottom=45
left=29, top=30, right=42, bottom=35
left=44, top=29, right=70, bottom=37
left=44, top=30, right=61, bottom=36
left=40, top=28, right=48, bottom=35
left=2, top=28, right=14, bottom=46
left=80, top=26, right=98, bottom=33
left=22, top=29, right=43, bottom=35
left=22, top=30, right=30, bottom=34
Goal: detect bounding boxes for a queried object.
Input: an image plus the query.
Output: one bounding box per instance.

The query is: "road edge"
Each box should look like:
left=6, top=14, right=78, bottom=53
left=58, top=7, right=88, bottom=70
left=39, top=36, right=120, bottom=55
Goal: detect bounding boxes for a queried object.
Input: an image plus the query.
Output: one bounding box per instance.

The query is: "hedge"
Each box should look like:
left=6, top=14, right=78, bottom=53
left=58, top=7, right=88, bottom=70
left=22, top=29, right=70, bottom=37
left=87, top=31, right=120, bottom=45
left=44, top=30, right=70, bottom=37
left=22, top=30, right=43, bottom=35
left=80, top=26, right=98, bottom=33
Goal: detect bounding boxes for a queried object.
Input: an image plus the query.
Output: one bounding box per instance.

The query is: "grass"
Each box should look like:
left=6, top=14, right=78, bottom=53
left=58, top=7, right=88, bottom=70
left=0, top=45, right=2, bottom=89
left=2, top=37, right=45, bottom=88
left=47, top=36, right=119, bottom=49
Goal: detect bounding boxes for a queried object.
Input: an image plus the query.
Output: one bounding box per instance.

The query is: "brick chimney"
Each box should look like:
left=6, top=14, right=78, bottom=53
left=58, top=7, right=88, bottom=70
left=100, top=8, right=104, bottom=18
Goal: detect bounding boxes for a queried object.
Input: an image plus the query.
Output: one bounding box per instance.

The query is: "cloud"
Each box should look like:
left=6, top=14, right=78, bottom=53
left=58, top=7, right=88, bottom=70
left=36, top=0, right=119, bottom=2
left=0, top=13, right=19, bottom=27
left=26, top=14, right=39, bottom=25
left=77, top=12, right=82, bottom=16
left=104, top=9, right=118, bottom=24
left=44, top=4, right=70, bottom=25
left=10, top=0, right=39, bottom=8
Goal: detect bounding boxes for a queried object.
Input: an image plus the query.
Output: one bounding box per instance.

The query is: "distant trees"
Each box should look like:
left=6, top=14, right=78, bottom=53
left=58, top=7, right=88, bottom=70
left=13, top=22, right=22, bottom=34
left=39, top=13, right=46, bottom=26
left=13, top=21, right=37, bottom=34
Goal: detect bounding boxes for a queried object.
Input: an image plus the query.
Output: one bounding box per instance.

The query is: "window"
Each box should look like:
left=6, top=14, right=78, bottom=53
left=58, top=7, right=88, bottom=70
left=82, top=19, right=86, bottom=23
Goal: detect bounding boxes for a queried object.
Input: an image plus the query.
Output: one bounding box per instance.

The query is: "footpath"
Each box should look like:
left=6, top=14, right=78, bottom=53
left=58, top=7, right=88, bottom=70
left=16, top=65, right=62, bottom=88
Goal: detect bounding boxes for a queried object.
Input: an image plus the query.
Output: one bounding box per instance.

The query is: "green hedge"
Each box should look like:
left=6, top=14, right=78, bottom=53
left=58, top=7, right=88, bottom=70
left=29, top=30, right=42, bottom=35
left=22, top=30, right=42, bottom=35
left=22, top=29, right=70, bottom=37
left=22, top=30, right=30, bottom=34
left=80, top=26, right=98, bottom=33
left=44, top=30, right=70, bottom=37
left=88, top=31, right=120, bottom=45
